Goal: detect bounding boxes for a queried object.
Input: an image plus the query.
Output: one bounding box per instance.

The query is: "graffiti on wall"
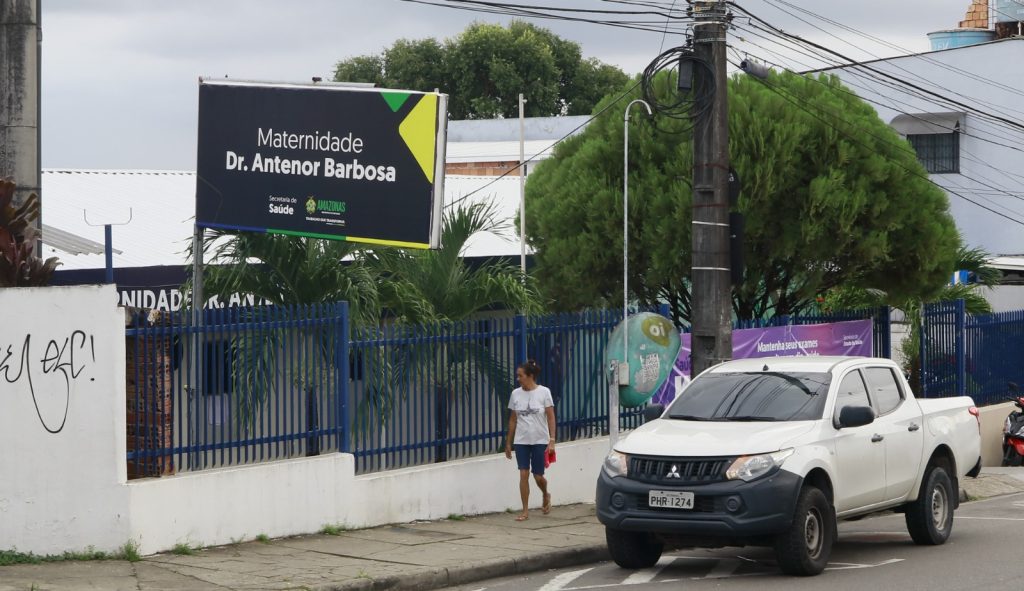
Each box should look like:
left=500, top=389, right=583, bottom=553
left=1, top=330, right=96, bottom=434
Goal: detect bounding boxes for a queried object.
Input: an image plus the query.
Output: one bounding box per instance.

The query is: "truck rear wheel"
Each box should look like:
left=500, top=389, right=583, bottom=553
left=605, top=527, right=663, bottom=569
left=773, top=486, right=834, bottom=576
left=905, top=464, right=954, bottom=545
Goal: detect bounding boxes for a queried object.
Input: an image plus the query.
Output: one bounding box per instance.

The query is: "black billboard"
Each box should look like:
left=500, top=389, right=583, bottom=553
left=196, top=80, right=447, bottom=249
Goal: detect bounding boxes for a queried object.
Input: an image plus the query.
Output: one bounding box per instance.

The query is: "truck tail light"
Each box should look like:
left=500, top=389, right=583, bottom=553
left=969, top=406, right=981, bottom=435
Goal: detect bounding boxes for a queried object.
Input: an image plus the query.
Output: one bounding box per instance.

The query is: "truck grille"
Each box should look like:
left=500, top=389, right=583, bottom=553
left=628, top=456, right=733, bottom=485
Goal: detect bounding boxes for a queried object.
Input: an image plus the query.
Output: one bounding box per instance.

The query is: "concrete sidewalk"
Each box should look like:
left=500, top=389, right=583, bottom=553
left=3, top=469, right=1024, bottom=591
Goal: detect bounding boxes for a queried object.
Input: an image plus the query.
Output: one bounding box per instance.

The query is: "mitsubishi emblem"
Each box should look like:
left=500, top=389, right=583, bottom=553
left=666, top=464, right=681, bottom=479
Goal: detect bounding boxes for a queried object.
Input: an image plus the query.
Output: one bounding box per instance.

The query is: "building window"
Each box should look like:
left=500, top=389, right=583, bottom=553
left=907, top=132, right=959, bottom=174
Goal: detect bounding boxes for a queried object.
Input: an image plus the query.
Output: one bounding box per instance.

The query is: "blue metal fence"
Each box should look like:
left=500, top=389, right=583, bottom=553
left=125, top=302, right=348, bottom=478
left=126, top=303, right=893, bottom=477
left=921, top=300, right=1024, bottom=404
left=348, top=316, right=519, bottom=473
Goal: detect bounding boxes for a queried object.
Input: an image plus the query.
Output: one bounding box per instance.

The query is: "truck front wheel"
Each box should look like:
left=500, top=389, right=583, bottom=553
left=905, top=464, right=954, bottom=545
left=774, top=486, right=834, bottom=576
left=606, top=527, right=663, bottom=569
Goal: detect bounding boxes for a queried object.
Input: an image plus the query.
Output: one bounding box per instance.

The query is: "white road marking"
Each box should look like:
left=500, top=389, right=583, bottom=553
left=538, top=568, right=595, bottom=591
left=825, top=559, right=904, bottom=571
left=957, top=516, right=1024, bottom=521
left=622, top=556, right=675, bottom=585
left=703, top=558, right=742, bottom=579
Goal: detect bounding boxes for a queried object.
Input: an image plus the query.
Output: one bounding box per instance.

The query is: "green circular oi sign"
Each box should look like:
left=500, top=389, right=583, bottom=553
left=604, top=313, right=681, bottom=408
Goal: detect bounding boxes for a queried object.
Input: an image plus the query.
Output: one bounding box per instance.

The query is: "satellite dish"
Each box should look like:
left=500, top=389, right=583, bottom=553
left=604, top=312, right=681, bottom=408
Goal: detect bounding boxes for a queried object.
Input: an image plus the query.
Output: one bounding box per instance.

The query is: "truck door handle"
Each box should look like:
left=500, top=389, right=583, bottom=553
left=871, top=434, right=884, bottom=443
left=908, top=423, right=920, bottom=432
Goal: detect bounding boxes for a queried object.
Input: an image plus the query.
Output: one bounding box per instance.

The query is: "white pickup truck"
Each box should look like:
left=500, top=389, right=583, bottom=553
left=596, top=356, right=982, bottom=576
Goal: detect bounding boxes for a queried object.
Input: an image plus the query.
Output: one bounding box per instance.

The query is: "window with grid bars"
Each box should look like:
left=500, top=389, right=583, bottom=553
left=907, top=132, right=960, bottom=174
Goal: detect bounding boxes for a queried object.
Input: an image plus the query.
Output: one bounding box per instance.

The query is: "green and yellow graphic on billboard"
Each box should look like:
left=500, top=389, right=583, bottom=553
left=196, top=79, right=448, bottom=249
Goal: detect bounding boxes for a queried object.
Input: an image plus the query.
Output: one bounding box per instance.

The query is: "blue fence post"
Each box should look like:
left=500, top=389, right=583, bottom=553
left=919, top=305, right=928, bottom=398
left=878, top=306, right=892, bottom=359
left=955, top=298, right=966, bottom=398
left=514, top=314, right=528, bottom=367
left=658, top=302, right=671, bottom=319
left=337, top=301, right=350, bottom=453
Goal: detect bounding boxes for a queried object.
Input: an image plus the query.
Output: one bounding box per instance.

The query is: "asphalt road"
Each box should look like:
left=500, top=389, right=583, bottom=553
left=443, top=493, right=1024, bottom=591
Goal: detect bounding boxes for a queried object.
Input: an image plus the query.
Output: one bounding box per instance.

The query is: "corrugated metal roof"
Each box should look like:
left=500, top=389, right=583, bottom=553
left=445, top=140, right=556, bottom=164
left=41, top=223, right=117, bottom=256
left=41, top=169, right=197, bottom=271
left=40, top=169, right=528, bottom=271
left=447, top=116, right=589, bottom=142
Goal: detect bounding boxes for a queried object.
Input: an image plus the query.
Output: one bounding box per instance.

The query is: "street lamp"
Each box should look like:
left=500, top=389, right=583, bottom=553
left=610, top=98, right=653, bottom=447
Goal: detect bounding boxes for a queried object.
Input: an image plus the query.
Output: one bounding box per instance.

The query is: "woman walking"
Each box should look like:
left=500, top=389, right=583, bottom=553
left=504, top=359, right=556, bottom=521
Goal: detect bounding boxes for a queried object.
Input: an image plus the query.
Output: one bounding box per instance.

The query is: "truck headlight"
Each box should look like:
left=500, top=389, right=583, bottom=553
left=603, top=450, right=629, bottom=478
left=726, top=449, right=794, bottom=482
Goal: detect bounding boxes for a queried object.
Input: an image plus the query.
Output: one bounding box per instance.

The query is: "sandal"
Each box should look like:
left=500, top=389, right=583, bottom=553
left=515, top=512, right=529, bottom=522
left=542, top=493, right=552, bottom=514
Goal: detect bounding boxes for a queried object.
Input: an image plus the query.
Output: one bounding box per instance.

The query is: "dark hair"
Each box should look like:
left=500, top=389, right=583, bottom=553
left=517, top=359, right=541, bottom=379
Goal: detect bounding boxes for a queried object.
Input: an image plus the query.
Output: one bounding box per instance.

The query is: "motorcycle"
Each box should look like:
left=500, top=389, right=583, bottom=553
left=1002, top=382, right=1024, bottom=467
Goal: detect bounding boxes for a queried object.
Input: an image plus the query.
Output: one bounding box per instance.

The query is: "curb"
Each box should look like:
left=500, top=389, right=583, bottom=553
left=315, top=544, right=610, bottom=591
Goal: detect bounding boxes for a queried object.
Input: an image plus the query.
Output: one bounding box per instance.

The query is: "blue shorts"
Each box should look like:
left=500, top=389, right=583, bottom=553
left=514, top=444, right=547, bottom=475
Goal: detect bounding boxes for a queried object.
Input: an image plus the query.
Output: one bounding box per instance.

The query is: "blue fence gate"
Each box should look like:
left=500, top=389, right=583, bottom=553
left=921, top=300, right=1024, bottom=404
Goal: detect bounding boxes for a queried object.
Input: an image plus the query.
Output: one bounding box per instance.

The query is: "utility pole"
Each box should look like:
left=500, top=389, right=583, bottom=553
left=689, top=0, right=732, bottom=377
left=0, top=0, right=42, bottom=220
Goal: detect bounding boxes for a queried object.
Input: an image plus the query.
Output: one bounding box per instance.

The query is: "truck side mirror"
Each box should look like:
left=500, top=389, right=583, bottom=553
left=643, top=404, right=665, bottom=423
left=837, top=405, right=875, bottom=429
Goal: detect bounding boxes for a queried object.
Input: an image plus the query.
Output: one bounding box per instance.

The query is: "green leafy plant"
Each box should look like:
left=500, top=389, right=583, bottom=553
left=320, top=524, right=346, bottom=536
left=0, top=546, right=115, bottom=565
left=118, top=541, right=141, bottom=562
left=171, top=542, right=195, bottom=556
left=255, top=534, right=270, bottom=544
left=447, top=514, right=466, bottom=521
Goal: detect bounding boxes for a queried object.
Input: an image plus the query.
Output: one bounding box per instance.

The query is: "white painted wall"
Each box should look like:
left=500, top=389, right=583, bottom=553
left=128, top=438, right=610, bottom=554
left=0, top=285, right=129, bottom=555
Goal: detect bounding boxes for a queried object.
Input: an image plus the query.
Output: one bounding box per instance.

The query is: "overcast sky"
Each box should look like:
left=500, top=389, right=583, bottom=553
left=41, top=0, right=977, bottom=170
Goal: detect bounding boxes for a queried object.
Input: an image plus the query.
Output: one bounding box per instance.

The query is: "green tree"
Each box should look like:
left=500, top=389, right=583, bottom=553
left=333, top=21, right=628, bottom=119
left=524, top=71, right=961, bottom=323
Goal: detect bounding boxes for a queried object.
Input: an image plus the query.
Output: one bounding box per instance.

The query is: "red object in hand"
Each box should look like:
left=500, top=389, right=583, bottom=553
left=545, top=449, right=556, bottom=467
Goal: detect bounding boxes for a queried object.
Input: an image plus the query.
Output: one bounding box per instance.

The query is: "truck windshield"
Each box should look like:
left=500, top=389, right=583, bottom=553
left=666, top=371, right=831, bottom=421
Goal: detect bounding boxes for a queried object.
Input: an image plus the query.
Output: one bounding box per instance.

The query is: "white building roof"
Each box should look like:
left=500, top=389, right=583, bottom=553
left=445, top=140, right=556, bottom=164
left=40, top=169, right=528, bottom=271
left=447, top=115, right=589, bottom=142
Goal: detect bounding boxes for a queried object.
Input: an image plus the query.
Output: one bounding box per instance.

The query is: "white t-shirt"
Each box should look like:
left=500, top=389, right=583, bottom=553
left=508, top=385, right=554, bottom=445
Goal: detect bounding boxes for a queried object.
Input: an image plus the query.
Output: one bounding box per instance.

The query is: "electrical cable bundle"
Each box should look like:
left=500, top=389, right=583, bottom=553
left=641, top=45, right=715, bottom=133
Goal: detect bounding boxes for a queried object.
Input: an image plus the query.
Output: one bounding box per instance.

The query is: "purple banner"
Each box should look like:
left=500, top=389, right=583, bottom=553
left=652, top=319, right=873, bottom=405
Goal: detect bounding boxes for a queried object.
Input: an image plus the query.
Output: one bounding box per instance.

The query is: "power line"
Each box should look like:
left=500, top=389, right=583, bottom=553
left=398, top=0, right=696, bottom=35
left=729, top=2, right=1024, bottom=137
left=761, top=0, right=1024, bottom=105
left=728, top=28, right=1024, bottom=190
left=728, top=60, right=1024, bottom=226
